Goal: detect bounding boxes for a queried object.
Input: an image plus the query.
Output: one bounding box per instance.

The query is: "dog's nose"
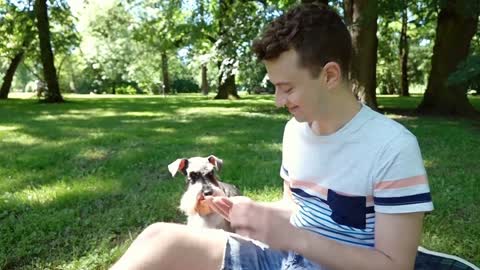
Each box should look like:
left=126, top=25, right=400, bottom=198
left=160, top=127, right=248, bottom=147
left=203, top=189, right=214, bottom=196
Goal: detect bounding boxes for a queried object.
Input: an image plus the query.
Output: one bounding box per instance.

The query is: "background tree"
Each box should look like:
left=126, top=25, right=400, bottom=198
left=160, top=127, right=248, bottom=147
left=214, top=0, right=240, bottom=99
left=417, top=0, right=479, bottom=116
left=344, top=0, right=379, bottom=109
left=34, top=0, right=62, bottom=102
left=0, top=1, right=35, bottom=99
left=86, top=1, right=139, bottom=94
left=398, top=0, right=409, bottom=96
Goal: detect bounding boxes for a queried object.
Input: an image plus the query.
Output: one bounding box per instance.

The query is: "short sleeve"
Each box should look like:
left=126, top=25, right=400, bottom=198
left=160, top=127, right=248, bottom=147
left=280, top=120, right=295, bottom=182
left=280, top=121, right=292, bottom=183
left=373, top=131, right=434, bottom=214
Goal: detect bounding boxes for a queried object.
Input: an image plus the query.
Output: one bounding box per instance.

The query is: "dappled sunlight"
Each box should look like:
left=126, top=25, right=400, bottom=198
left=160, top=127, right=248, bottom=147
left=1, top=130, right=46, bottom=145
left=64, top=94, right=163, bottom=99
left=123, top=111, right=170, bottom=117
left=423, top=159, right=438, bottom=170
left=152, top=127, right=176, bottom=133
left=1, top=177, right=120, bottom=208
left=383, top=113, right=419, bottom=121
left=77, top=148, right=110, bottom=162
left=0, top=125, right=19, bottom=132
left=260, top=142, right=282, bottom=152
left=179, top=107, right=243, bottom=115
left=242, top=186, right=283, bottom=202
left=196, top=135, right=222, bottom=144
left=5, top=93, right=38, bottom=99
left=33, top=110, right=119, bottom=121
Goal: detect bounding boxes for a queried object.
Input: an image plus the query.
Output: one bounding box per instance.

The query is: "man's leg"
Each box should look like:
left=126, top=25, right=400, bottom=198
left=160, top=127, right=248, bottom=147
left=111, top=222, right=228, bottom=270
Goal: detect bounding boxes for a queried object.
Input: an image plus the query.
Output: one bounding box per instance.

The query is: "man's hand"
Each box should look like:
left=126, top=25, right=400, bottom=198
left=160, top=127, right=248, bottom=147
left=205, top=196, right=297, bottom=251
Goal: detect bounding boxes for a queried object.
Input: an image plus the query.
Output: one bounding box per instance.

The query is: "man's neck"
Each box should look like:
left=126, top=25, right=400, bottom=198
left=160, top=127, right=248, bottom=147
left=309, top=94, right=361, bottom=136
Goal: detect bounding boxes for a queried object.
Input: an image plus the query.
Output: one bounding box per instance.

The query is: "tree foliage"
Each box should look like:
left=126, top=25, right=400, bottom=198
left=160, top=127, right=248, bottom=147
left=1, top=0, right=478, bottom=116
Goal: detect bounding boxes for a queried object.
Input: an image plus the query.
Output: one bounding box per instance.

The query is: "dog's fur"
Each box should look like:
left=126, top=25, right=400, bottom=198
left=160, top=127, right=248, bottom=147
left=168, top=155, right=240, bottom=231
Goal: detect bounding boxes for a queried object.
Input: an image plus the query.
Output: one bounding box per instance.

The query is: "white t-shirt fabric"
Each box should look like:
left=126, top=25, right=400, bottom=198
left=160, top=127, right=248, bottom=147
left=280, top=104, right=434, bottom=248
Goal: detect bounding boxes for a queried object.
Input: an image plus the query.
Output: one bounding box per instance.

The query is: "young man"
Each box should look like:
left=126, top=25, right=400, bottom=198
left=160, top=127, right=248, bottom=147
left=111, top=3, right=434, bottom=270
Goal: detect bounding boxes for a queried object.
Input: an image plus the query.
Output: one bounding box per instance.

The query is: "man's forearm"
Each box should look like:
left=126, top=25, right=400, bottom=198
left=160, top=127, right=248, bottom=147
left=290, top=227, right=403, bottom=270
left=261, top=199, right=297, bottom=212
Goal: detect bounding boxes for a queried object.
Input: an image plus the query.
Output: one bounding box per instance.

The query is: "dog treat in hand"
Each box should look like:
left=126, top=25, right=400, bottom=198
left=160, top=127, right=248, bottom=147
left=196, top=199, right=212, bottom=216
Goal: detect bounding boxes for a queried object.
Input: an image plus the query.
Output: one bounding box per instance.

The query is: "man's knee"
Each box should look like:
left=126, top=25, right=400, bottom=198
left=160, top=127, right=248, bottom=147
left=139, top=222, right=227, bottom=250
left=139, top=222, right=176, bottom=241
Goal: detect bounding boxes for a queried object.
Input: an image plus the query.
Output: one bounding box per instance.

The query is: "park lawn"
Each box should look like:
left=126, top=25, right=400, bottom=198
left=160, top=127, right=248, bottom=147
left=0, top=93, right=479, bottom=269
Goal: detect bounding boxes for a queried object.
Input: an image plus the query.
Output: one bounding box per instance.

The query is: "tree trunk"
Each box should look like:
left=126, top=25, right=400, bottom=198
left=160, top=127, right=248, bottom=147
left=417, top=0, right=479, bottom=116
left=215, top=72, right=237, bottom=99
left=344, top=0, right=378, bottom=110
left=399, top=0, right=409, bottom=97
left=0, top=51, right=25, bottom=99
left=214, top=0, right=239, bottom=99
left=0, top=32, right=32, bottom=99
left=161, top=51, right=170, bottom=94
left=34, top=0, right=63, bottom=103
left=162, top=51, right=170, bottom=94
left=201, top=64, right=209, bottom=95
left=112, top=81, right=116, bottom=95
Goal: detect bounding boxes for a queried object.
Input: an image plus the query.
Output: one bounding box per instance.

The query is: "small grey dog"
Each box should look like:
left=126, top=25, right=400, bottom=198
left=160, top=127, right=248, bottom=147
left=168, top=155, right=241, bottom=231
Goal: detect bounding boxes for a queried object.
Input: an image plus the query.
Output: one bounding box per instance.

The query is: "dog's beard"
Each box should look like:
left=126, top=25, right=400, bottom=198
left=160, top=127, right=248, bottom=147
left=179, top=182, right=226, bottom=216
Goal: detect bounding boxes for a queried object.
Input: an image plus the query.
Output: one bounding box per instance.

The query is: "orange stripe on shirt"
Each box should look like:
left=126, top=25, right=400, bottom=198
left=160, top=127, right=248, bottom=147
left=375, top=175, right=428, bottom=191
left=290, top=179, right=329, bottom=197
left=290, top=179, right=374, bottom=203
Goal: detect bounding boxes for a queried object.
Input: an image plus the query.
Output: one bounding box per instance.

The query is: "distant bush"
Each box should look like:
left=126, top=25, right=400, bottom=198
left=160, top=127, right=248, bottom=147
left=448, top=55, right=480, bottom=94
left=172, top=78, right=200, bottom=93
left=116, top=85, right=137, bottom=95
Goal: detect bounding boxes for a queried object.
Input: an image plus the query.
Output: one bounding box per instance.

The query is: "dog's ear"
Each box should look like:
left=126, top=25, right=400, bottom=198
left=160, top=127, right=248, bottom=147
left=207, top=155, right=223, bottom=172
left=168, top=158, right=188, bottom=177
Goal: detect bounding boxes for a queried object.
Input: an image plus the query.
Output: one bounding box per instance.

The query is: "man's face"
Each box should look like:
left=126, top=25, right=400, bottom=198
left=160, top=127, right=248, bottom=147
left=264, top=49, right=328, bottom=123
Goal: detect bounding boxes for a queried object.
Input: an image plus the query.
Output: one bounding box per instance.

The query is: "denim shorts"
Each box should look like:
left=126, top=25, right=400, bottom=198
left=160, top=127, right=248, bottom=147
left=222, top=234, right=328, bottom=270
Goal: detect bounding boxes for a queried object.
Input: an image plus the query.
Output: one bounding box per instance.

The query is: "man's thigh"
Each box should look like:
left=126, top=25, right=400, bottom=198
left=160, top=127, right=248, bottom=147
left=112, top=222, right=228, bottom=270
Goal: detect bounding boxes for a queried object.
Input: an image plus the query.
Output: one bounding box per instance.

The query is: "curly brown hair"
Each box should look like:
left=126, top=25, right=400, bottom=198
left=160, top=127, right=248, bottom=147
left=252, top=3, right=352, bottom=78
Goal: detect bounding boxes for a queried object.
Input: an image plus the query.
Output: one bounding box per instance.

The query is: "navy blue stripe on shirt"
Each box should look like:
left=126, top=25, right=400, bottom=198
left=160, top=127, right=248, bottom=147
left=374, top=192, right=432, bottom=206
left=297, top=202, right=373, bottom=234
left=291, top=187, right=327, bottom=203
left=296, top=208, right=374, bottom=238
left=292, top=187, right=375, bottom=213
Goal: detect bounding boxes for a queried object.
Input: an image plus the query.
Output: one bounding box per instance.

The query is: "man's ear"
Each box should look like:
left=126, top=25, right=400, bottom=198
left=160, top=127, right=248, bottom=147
left=322, top=62, right=342, bottom=89
left=207, top=155, right=223, bottom=172
left=168, top=158, right=188, bottom=177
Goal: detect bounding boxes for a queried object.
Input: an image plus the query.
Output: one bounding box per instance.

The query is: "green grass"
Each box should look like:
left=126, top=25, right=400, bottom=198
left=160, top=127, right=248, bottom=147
left=0, top=93, right=479, bottom=269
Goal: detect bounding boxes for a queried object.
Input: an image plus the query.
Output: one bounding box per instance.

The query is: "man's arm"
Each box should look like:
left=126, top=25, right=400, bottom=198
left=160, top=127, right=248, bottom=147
left=212, top=181, right=424, bottom=270
left=273, top=181, right=424, bottom=270
left=290, top=211, right=424, bottom=270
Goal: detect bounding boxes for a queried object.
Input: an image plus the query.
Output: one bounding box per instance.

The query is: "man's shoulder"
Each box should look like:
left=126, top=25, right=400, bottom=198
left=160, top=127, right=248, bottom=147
left=361, top=105, right=416, bottom=144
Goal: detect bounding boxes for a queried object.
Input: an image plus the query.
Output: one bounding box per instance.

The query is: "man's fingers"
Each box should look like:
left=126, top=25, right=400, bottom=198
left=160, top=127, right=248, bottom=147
left=206, top=200, right=229, bottom=220
left=234, top=227, right=255, bottom=240
left=205, top=197, right=231, bottom=221
left=220, top=197, right=233, bottom=208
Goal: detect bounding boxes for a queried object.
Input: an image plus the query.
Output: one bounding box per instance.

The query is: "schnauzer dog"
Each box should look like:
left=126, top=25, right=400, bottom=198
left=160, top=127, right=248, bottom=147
left=168, top=155, right=240, bottom=231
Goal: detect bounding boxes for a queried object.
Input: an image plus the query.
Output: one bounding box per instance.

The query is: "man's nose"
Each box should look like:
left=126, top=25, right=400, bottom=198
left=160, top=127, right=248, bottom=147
left=275, top=90, right=287, bottom=108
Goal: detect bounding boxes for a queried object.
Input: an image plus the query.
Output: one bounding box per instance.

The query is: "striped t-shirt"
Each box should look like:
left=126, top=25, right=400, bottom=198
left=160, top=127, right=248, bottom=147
left=280, top=104, right=434, bottom=248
